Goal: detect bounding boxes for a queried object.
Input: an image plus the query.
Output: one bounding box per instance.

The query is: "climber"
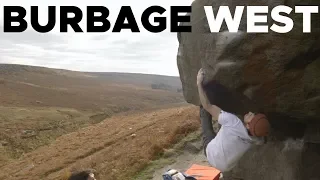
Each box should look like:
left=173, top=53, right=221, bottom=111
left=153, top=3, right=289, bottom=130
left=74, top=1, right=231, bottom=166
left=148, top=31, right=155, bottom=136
left=67, top=169, right=96, bottom=180
left=196, top=68, right=270, bottom=173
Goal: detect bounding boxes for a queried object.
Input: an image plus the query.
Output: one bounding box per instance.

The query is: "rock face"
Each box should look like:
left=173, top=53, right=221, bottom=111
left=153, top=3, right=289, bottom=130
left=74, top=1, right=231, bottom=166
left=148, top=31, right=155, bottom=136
left=177, top=0, right=320, bottom=121
left=177, top=0, right=320, bottom=179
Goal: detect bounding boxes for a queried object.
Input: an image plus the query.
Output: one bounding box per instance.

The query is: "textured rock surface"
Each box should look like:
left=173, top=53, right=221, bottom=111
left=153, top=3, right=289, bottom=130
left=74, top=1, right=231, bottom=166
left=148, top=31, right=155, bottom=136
left=177, top=0, right=320, bottom=121
left=177, top=1, right=320, bottom=179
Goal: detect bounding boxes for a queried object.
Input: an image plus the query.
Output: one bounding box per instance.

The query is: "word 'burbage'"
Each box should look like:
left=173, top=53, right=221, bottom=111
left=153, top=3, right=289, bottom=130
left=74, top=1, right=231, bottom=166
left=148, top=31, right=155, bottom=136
left=3, top=6, right=191, bottom=33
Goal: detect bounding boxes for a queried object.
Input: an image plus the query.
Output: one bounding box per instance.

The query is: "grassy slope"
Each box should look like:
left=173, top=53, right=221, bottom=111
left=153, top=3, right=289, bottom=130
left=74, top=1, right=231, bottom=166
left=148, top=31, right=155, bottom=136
left=0, top=64, right=184, bottom=111
left=0, top=64, right=187, bottom=166
left=0, top=106, right=200, bottom=180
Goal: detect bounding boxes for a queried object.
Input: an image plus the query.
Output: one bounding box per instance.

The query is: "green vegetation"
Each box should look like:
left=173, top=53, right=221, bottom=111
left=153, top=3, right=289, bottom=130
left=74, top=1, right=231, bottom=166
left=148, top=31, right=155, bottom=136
left=151, top=83, right=173, bottom=91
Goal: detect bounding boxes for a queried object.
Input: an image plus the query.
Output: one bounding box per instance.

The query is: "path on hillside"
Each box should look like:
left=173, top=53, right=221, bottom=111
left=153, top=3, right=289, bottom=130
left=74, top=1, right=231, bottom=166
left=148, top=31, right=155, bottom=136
left=152, top=139, right=209, bottom=180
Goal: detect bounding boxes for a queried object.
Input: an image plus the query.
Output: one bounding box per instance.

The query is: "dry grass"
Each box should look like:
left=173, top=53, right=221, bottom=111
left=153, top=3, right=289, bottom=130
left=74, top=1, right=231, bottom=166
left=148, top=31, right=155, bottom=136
left=0, top=106, right=199, bottom=180
left=0, top=64, right=186, bottom=166
left=0, top=106, right=110, bottom=165
left=0, top=64, right=184, bottom=112
left=0, top=64, right=192, bottom=179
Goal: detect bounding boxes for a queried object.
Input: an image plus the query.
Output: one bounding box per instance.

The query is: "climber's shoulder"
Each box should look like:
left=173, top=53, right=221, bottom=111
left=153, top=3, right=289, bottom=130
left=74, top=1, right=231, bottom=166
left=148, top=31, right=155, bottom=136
left=218, top=111, right=241, bottom=127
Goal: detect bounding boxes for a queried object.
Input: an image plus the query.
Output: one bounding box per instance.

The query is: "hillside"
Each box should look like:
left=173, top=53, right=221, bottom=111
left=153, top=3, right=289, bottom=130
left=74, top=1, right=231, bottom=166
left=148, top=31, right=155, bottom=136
left=0, top=106, right=199, bottom=180
left=0, top=64, right=184, bottom=110
left=0, top=64, right=187, bottom=167
left=88, top=72, right=183, bottom=90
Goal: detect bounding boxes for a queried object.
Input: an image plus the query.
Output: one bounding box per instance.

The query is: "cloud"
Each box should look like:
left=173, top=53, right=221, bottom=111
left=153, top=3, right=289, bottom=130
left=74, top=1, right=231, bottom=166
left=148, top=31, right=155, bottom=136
left=0, top=25, right=65, bottom=47
left=90, top=34, right=109, bottom=41
left=0, top=0, right=193, bottom=76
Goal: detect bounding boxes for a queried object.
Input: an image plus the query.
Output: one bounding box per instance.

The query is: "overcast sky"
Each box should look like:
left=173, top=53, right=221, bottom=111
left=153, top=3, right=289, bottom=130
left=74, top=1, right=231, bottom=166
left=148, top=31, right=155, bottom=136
left=0, top=0, right=193, bottom=76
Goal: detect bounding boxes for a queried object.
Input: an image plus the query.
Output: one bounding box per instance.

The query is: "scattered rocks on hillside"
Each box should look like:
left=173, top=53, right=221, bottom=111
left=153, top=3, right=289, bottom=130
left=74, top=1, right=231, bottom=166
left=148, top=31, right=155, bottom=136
left=21, top=130, right=37, bottom=138
left=0, top=140, right=8, bottom=147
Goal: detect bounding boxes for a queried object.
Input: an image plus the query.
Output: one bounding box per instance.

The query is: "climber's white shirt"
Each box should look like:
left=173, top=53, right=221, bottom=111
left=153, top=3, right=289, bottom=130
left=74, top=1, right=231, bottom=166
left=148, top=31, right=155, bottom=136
left=206, top=110, right=253, bottom=172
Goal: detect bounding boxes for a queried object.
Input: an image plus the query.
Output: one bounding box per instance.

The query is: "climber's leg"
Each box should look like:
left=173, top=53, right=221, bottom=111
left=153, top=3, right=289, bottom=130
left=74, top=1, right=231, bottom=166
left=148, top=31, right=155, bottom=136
left=200, top=105, right=216, bottom=156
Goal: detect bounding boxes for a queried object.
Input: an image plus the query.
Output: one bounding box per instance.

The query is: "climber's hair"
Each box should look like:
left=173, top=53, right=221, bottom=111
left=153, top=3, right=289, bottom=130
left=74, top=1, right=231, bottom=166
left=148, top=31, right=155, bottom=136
left=68, top=169, right=96, bottom=180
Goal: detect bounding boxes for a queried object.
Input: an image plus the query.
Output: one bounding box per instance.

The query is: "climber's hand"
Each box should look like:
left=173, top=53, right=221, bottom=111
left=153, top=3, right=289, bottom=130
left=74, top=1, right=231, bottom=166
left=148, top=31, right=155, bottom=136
left=197, top=68, right=205, bottom=86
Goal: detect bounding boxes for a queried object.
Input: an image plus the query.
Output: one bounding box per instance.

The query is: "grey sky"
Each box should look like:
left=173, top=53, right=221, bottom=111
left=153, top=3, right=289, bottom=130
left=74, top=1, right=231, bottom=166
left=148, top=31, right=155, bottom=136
left=0, top=0, right=193, bottom=76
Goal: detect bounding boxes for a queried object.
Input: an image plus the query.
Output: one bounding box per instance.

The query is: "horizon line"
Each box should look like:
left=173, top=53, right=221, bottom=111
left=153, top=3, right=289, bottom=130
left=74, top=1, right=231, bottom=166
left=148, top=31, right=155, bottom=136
left=0, top=63, right=180, bottom=78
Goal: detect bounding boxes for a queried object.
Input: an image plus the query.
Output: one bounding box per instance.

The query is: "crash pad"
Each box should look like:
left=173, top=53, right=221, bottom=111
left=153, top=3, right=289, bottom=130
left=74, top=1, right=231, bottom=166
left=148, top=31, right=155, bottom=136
left=185, top=164, right=221, bottom=180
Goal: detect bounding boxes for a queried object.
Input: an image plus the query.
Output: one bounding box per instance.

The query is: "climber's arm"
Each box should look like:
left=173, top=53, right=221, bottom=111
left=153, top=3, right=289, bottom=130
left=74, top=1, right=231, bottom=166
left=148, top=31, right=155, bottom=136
left=197, top=69, right=221, bottom=120
left=198, top=83, right=221, bottom=120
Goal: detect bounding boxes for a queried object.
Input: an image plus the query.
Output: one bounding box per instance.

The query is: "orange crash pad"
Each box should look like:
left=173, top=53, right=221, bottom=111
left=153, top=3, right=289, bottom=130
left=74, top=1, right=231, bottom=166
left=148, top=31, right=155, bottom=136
left=185, top=164, right=221, bottom=180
